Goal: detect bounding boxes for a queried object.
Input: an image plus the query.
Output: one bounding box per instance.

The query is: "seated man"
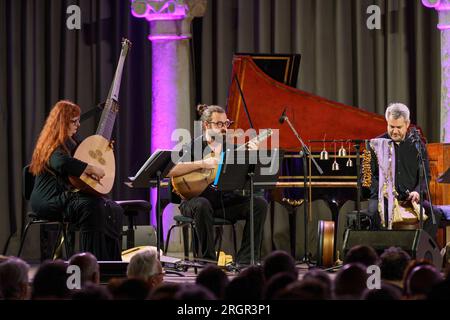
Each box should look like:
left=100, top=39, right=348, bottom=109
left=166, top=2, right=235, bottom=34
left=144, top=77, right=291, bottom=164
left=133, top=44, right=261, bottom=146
left=126, top=249, right=164, bottom=291
left=367, top=103, right=441, bottom=239
left=167, top=104, right=268, bottom=265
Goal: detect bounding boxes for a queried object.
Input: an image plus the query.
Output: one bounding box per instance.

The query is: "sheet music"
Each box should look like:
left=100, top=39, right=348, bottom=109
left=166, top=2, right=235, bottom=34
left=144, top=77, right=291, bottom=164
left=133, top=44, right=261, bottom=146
left=129, top=149, right=171, bottom=181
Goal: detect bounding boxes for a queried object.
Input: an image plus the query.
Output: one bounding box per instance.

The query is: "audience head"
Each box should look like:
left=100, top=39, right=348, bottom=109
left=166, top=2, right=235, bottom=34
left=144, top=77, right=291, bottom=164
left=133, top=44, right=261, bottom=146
left=225, top=265, right=265, bottom=300
left=68, top=252, right=100, bottom=287
left=263, top=251, right=298, bottom=281
left=334, top=263, right=369, bottom=300
left=108, top=278, right=151, bottom=300
left=303, top=269, right=333, bottom=298
left=402, top=259, right=433, bottom=291
left=380, top=247, right=411, bottom=285
left=344, top=245, right=379, bottom=267
left=263, top=272, right=297, bottom=300
left=32, top=260, right=70, bottom=300
left=196, top=264, right=229, bottom=299
left=148, top=282, right=182, bottom=300
left=0, top=257, right=30, bottom=300
left=405, top=264, right=443, bottom=299
left=127, top=249, right=164, bottom=289
left=175, top=284, right=216, bottom=300
left=274, top=279, right=329, bottom=300
left=427, top=279, right=450, bottom=300
left=362, top=283, right=402, bottom=300
left=71, top=283, right=112, bottom=300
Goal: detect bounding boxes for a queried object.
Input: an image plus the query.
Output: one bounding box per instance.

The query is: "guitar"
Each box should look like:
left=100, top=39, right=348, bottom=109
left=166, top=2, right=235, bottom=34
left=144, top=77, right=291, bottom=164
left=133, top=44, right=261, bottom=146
left=69, top=38, right=131, bottom=195
left=171, top=129, right=273, bottom=200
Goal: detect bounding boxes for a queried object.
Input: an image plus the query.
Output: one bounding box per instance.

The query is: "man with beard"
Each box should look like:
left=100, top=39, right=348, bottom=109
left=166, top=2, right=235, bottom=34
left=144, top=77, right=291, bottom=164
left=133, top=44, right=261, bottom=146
left=367, top=103, right=441, bottom=239
left=167, top=104, right=268, bottom=266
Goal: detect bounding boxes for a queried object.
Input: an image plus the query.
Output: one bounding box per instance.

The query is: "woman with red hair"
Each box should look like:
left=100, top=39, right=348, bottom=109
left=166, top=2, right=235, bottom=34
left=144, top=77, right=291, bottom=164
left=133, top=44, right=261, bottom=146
left=29, top=100, right=123, bottom=260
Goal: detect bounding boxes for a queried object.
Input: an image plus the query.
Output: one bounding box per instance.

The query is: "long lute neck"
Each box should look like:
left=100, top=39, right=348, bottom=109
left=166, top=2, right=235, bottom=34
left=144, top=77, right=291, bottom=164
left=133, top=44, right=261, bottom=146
left=96, top=39, right=131, bottom=140
left=235, top=129, right=273, bottom=151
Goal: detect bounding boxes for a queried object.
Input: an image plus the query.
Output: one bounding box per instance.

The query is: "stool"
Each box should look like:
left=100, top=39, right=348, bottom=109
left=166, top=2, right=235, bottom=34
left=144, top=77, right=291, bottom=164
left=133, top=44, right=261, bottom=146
left=116, top=200, right=152, bottom=249
left=164, top=215, right=238, bottom=261
left=17, top=212, right=70, bottom=259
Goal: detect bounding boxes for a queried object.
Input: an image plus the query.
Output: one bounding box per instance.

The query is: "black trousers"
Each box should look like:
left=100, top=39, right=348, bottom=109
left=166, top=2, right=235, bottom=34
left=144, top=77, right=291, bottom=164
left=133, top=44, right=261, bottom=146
left=367, top=199, right=442, bottom=240
left=179, top=193, right=268, bottom=264
left=64, top=194, right=124, bottom=261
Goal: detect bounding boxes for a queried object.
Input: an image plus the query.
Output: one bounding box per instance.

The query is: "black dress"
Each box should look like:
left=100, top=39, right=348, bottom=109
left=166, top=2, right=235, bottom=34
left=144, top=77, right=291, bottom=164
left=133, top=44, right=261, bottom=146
left=30, top=138, right=123, bottom=260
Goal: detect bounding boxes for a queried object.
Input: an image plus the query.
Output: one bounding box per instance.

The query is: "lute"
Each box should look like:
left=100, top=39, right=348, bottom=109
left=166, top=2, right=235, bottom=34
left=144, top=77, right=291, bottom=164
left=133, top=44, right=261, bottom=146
left=171, top=129, right=273, bottom=200
left=69, top=38, right=131, bottom=195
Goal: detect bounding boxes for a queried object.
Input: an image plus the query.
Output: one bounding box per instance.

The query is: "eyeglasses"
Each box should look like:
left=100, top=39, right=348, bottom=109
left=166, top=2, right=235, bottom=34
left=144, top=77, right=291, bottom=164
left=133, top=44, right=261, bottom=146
left=70, top=118, right=80, bottom=125
left=207, top=120, right=233, bottom=129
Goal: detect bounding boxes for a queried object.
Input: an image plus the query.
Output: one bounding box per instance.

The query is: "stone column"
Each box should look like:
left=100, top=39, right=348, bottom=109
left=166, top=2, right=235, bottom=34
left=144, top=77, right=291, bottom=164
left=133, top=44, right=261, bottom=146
left=131, top=0, right=207, bottom=252
left=422, top=0, right=450, bottom=142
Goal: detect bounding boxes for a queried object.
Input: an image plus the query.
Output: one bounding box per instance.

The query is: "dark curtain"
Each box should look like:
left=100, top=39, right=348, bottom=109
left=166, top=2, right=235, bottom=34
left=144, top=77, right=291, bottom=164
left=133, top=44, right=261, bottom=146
left=198, top=0, right=440, bottom=140
left=0, top=0, right=442, bottom=259
left=0, top=0, right=153, bottom=259
left=196, top=0, right=441, bottom=258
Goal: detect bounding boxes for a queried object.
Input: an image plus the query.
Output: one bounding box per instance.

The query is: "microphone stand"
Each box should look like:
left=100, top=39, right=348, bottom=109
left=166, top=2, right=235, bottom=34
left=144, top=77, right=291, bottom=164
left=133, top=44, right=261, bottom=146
left=280, top=114, right=323, bottom=266
left=230, top=73, right=258, bottom=266
left=411, top=131, right=436, bottom=229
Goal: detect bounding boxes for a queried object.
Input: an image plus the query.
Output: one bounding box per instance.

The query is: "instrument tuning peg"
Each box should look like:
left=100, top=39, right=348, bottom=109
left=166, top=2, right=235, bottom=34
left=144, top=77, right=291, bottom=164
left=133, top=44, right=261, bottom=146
left=109, top=140, right=115, bottom=150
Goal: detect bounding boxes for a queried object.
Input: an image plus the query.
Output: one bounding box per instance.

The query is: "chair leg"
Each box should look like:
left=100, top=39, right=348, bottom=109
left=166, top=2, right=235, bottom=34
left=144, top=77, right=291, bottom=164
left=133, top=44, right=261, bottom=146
left=51, top=224, right=64, bottom=260
left=17, top=221, right=34, bottom=257
left=190, top=224, right=198, bottom=274
left=191, top=224, right=198, bottom=259
left=62, top=224, right=71, bottom=259
left=231, top=225, right=238, bottom=257
left=215, top=226, right=224, bottom=262
left=164, top=224, right=178, bottom=255
left=182, top=224, right=190, bottom=260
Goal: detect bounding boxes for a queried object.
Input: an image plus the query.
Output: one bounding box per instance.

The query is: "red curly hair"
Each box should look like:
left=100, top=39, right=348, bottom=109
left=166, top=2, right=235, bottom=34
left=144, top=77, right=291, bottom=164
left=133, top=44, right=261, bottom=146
left=30, top=100, right=81, bottom=175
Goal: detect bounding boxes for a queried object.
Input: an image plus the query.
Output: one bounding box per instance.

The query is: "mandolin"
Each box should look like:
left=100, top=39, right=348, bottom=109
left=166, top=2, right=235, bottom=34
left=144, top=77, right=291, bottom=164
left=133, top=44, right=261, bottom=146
left=171, top=129, right=273, bottom=200
left=69, top=38, right=131, bottom=195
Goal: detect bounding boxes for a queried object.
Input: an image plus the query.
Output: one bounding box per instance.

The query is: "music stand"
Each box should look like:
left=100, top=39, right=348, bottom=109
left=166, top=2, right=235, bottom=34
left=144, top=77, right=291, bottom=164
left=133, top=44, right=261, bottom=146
left=438, top=168, right=450, bottom=184
left=126, top=149, right=175, bottom=259
left=213, top=148, right=284, bottom=265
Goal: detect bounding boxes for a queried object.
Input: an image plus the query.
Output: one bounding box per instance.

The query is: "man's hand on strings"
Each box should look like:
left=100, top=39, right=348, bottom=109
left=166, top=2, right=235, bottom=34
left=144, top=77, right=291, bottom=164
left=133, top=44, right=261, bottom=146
left=247, top=140, right=259, bottom=150
left=202, top=157, right=219, bottom=169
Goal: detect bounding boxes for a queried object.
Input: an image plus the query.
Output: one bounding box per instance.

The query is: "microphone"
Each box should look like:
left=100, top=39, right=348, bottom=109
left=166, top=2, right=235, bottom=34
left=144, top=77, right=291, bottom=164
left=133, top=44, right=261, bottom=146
left=279, top=108, right=287, bottom=124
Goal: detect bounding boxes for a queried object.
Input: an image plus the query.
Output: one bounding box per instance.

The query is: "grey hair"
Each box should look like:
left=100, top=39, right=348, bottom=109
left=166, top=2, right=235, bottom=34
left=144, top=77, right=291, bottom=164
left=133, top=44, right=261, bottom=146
left=68, top=252, right=99, bottom=286
left=385, top=103, right=410, bottom=122
left=0, top=257, right=30, bottom=299
left=198, top=104, right=225, bottom=122
left=126, top=249, right=160, bottom=281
